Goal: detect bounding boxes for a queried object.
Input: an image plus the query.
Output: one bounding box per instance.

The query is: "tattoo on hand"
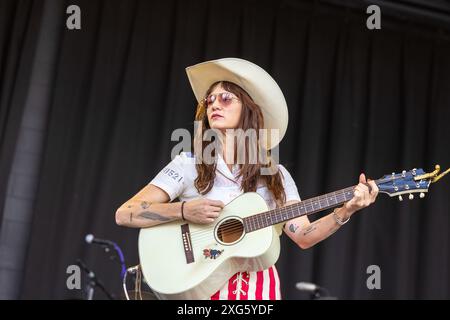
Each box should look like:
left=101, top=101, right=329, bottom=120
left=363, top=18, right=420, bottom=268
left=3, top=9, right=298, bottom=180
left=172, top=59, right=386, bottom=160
left=138, top=211, right=171, bottom=221
left=289, top=224, right=299, bottom=233
left=141, top=201, right=151, bottom=209
left=130, top=213, right=132, bottom=223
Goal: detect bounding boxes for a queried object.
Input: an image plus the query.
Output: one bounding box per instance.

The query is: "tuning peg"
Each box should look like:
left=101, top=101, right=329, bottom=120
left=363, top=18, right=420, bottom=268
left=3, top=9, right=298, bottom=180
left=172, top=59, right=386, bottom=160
left=398, top=195, right=403, bottom=201
left=409, top=194, right=414, bottom=200
left=420, top=192, right=425, bottom=198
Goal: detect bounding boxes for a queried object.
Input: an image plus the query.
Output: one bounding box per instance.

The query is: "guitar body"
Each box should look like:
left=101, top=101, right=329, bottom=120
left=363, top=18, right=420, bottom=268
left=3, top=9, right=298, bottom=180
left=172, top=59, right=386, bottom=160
left=138, top=192, right=281, bottom=300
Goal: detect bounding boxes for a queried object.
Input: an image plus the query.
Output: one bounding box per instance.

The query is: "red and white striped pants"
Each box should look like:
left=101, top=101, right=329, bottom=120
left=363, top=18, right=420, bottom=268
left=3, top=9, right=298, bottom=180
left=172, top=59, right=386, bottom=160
left=210, top=266, right=281, bottom=300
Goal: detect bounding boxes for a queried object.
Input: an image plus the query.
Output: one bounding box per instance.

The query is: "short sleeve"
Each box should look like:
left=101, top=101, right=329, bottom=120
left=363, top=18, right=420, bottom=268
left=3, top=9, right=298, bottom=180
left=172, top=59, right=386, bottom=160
left=149, top=152, right=192, bottom=201
left=278, top=165, right=301, bottom=202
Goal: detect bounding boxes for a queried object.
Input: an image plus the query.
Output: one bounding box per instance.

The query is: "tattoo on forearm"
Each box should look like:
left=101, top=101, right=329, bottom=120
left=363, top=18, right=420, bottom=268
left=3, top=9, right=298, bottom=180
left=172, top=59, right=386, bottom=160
left=141, top=201, right=151, bottom=209
left=289, top=224, right=299, bottom=233
left=303, top=220, right=321, bottom=236
left=138, top=211, right=171, bottom=221
left=303, top=225, right=316, bottom=236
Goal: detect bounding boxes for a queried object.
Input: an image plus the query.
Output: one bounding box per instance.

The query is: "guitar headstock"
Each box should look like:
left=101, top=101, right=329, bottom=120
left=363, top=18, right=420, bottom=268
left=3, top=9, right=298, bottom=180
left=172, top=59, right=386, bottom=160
left=377, top=165, right=450, bottom=201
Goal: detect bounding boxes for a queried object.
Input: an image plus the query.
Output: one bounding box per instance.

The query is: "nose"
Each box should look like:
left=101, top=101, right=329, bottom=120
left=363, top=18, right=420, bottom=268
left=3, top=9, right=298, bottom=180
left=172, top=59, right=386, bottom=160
left=211, top=99, right=222, bottom=111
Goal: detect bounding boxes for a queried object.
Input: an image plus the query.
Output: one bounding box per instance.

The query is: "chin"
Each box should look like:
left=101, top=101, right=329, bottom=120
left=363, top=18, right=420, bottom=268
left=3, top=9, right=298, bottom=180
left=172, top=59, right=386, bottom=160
left=208, top=120, right=238, bottom=131
left=208, top=122, right=225, bottom=130
left=210, top=123, right=235, bottom=131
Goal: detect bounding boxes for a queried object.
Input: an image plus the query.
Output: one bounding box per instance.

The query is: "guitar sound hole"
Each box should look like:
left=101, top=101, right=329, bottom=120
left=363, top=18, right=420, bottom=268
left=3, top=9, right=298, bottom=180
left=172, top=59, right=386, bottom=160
left=217, top=219, right=244, bottom=244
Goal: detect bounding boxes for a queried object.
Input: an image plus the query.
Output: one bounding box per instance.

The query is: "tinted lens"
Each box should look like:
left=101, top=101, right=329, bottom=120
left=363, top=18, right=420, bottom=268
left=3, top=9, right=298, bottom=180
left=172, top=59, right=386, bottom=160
left=219, top=92, right=234, bottom=104
left=205, top=92, right=235, bottom=106
left=206, top=94, right=216, bottom=105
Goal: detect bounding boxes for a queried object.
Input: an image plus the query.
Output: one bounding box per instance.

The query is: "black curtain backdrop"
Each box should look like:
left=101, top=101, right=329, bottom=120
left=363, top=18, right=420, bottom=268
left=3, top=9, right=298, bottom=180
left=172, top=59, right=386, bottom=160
left=0, top=0, right=43, bottom=228
left=4, top=0, right=448, bottom=299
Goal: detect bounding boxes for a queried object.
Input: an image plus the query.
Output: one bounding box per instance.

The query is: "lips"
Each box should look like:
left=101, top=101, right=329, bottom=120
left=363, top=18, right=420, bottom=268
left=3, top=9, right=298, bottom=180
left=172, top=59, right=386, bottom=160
left=211, top=113, right=223, bottom=120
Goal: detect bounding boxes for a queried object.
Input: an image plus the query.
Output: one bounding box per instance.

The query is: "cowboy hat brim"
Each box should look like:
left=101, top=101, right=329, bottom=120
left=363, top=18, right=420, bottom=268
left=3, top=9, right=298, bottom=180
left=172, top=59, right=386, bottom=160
left=185, top=58, right=288, bottom=150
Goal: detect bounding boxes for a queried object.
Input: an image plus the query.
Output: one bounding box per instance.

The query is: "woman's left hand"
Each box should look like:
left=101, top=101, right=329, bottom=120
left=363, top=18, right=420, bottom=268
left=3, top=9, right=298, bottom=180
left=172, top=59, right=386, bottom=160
left=343, top=173, right=379, bottom=217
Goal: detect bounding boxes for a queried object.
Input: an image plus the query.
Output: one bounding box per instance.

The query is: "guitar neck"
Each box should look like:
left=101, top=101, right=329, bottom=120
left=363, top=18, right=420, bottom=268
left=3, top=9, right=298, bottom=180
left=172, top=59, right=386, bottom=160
left=243, top=179, right=380, bottom=233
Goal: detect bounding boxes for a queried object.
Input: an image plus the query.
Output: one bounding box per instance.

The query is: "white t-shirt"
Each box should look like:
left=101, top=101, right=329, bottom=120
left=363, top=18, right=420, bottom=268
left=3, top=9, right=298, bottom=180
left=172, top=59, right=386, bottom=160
left=149, top=151, right=301, bottom=209
left=149, top=151, right=301, bottom=300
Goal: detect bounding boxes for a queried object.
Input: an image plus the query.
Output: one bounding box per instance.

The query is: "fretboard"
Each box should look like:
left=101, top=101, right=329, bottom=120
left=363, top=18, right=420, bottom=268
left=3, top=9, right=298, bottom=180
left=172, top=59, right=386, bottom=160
left=243, top=182, right=376, bottom=233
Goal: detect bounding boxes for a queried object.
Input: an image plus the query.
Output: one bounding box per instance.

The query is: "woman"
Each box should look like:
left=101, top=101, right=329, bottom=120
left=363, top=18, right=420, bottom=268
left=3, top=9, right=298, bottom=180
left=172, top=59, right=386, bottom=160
left=115, top=58, right=379, bottom=300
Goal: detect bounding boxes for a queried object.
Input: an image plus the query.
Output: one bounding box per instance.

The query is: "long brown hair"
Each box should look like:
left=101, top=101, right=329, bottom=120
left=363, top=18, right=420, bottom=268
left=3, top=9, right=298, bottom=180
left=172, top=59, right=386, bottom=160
left=193, top=81, right=286, bottom=207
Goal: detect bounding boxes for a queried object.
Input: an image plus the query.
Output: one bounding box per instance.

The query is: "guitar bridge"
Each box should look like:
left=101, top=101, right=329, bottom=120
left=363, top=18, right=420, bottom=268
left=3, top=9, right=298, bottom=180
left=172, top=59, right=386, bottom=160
left=181, top=224, right=194, bottom=264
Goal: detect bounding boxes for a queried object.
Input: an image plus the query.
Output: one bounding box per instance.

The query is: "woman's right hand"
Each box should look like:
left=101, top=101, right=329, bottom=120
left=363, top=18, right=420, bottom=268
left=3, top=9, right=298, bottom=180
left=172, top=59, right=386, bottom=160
left=183, top=198, right=225, bottom=224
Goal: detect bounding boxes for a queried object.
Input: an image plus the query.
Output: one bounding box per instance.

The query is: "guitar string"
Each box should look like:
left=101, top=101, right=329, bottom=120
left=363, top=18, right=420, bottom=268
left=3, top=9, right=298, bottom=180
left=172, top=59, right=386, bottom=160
left=190, top=204, right=341, bottom=242
left=191, top=175, right=410, bottom=238
left=189, top=199, right=340, bottom=240
left=190, top=188, right=355, bottom=239
left=190, top=176, right=406, bottom=237
left=190, top=192, right=354, bottom=240
left=190, top=176, right=416, bottom=240
left=193, top=175, right=411, bottom=237
left=190, top=200, right=354, bottom=244
left=189, top=199, right=334, bottom=240
left=191, top=183, right=422, bottom=242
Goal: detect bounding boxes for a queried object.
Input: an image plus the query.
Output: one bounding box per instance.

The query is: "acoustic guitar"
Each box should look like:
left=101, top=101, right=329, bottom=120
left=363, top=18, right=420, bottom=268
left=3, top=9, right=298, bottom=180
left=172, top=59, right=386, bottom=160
left=138, top=165, right=449, bottom=299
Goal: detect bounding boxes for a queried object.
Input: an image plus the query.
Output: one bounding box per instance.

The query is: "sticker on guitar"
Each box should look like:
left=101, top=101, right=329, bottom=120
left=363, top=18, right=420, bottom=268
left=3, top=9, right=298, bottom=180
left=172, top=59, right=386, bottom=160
left=203, top=248, right=224, bottom=259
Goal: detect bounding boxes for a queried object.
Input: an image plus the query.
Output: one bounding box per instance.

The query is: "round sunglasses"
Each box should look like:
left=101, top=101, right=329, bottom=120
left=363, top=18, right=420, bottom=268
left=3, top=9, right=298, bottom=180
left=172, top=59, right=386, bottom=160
left=204, top=92, right=240, bottom=107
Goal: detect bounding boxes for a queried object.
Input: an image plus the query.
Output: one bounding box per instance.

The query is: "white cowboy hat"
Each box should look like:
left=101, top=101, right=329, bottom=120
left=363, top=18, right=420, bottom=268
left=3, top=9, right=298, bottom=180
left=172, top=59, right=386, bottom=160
left=185, top=57, right=289, bottom=150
